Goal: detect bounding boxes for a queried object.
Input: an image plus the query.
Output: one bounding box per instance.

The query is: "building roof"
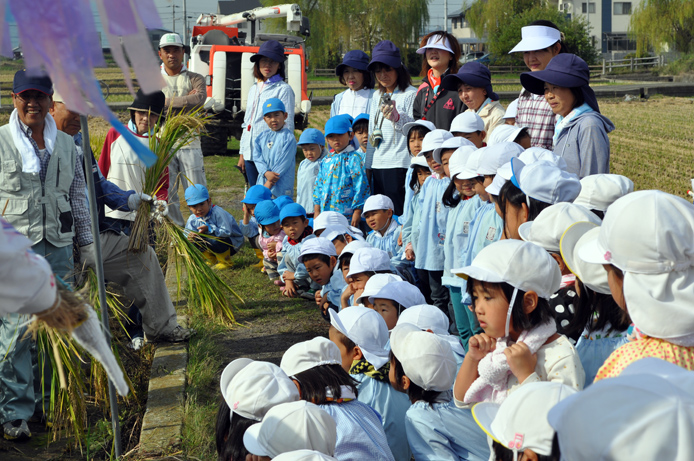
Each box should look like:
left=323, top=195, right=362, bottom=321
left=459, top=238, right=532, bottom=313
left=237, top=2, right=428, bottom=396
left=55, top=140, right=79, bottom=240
left=217, top=0, right=262, bottom=15
left=448, top=1, right=474, bottom=18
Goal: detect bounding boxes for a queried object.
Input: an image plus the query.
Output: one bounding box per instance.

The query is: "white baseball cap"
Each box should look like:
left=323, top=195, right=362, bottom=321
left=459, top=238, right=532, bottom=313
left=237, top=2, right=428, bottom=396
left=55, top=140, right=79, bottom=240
left=450, top=111, right=485, bottom=134
left=518, top=147, right=568, bottom=171
left=548, top=358, right=694, bottom=461
left=449, top=146, right=479, bottom=180
left=346, top=247, right=391, bottom=277
left=363, top=194, right=394, bottom=214
left=486, top=125, right=528, bottom=146
left=573, top=174, right=634, bottom=212
left=577, top=190, right=694, bottom=345
left=280, top=337, right=343, bottom=377
left=338, top=240, right=372, bottom=261
left=433, top=136, right=475, bottom=165
left=510, top=158, right=581, bottom=204
left=243, top=401, right=337, bottom=457
left=457, top=148, right=485, bottom=180
left=298, top=237, right=338, bottom=263
left=159, top=32, right=184, bottom=48
left=329, top=306, right=390, bottom=369
left=409, top=155, right=429, bottom=169
left=397, top=304, right=450, bottom=335
left=369, top=280, right=427, bottom=310
left=473, top=382, right=577, bottom=457
left=273, top=451, right=338, bottom=461
left=321, top=224, right=357, bottom=244
left=560, top=223, right=611, bottom=294
left=314, top=211, right=363, bottom=237
left=509, top=26, right=562, bottom=53
left=476, top=142, right=524, bottom=176
left=220, top=359, right=300, bottom=421
left=416, top=33, right=455, bottom=55
left=484, top=162, right=512, bottom=196
left=418, top=129, right=453, bottom=157
left=356, top=273, right=403, bottom=305
left=403, top=119, right=436, bottom=141
left=503, top=98, right=519, bottom=120
left=518, top=202, right=602, bottom=253
left=390, top=323, right=457, bottom=391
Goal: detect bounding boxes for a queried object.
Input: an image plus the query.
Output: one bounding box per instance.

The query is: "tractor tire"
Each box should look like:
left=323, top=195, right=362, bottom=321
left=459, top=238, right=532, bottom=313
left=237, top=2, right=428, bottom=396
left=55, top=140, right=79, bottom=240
left=201, top=124, right=229, bottom=156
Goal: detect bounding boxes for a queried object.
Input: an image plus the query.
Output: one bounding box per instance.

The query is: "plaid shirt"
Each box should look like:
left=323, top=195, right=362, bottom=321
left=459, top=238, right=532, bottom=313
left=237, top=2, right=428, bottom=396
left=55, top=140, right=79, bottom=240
left=515, top=90, right=556, bottom=150
left=19, top=120, right=93, bottom=246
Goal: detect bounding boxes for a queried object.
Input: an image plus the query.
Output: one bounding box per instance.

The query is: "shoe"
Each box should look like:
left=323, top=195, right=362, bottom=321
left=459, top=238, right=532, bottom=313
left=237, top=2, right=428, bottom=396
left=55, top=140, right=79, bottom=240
left=3, top=420, right=31, bottom=441
left=130, top=337, right=145, bottom=351
left=299, top=290, right=316, bottom=301
left=155, top=326, right=195, bottom=343
left=213, top=249, right=234, bottom=270
left=202, top=250, right=217, bottom=267
left=252, top=249, right=264, bottom=268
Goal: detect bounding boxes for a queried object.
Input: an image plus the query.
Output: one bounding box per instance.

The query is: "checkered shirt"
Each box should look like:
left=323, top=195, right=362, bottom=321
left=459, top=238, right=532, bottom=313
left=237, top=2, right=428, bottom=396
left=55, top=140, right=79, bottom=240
left=515, top=90, right=557, bottom=150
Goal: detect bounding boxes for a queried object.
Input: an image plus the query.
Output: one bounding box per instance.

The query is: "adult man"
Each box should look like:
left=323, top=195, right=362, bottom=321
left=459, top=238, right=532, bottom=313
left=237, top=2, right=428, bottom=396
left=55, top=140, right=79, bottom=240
left=158, top=32, right=208, bottom=225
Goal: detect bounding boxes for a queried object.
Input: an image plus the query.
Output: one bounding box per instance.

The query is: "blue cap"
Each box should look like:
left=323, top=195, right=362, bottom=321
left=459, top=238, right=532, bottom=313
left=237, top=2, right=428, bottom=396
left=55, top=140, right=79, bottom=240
left=368, top=40, right=403, bottom=71
left=184, top=184, right=210, bottom=205
left=254, top=200, right=281, bottom=226
left=250, top=40, right=286, bottom=64
left=352, top=113, right=369, bottom=126
left=241, top=185, right=272, bottom=204
left=336, top=50, right=370, bottom=75
left=442, top=62, right=499, bottom=101
left=263, top=97, right=286, bottom=116
left=298, top=128, right=325, bottom=146
left=279, top=203, right=307, bottom=223
left=273, top=195, right=294, bottom=210
left=324, top=115, right=352, bottom=136
left=13, top=69, right=53, bottom=95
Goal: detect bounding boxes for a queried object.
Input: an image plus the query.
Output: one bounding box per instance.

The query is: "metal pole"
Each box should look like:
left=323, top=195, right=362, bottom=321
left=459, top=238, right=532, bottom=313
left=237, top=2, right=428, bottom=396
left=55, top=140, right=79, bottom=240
left=182, top=0, right=188, bottom=45
left=444, top=0, right=449, bottom=33
left=172, top=3, right=176, bottom=33
left=79, top=116, right=122, bottom=458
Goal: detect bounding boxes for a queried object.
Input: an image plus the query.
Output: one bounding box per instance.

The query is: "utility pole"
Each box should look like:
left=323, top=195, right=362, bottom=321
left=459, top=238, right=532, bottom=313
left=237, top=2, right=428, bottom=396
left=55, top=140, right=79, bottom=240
left=172, top=3, right=176, bottom=33
left=182, top=0, right=187, bottom=45
left=444, top=0, right=448, bottom=33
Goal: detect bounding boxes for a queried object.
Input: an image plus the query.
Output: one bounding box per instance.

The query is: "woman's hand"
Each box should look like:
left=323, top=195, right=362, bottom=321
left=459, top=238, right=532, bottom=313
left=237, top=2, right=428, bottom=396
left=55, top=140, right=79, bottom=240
left=381, top=101, right=400, bottom=122
left=504, top=342, right=538, bottom=383
left=237, top=155, right=245, bottom=173
left=467, top=333, right=497, bottom=362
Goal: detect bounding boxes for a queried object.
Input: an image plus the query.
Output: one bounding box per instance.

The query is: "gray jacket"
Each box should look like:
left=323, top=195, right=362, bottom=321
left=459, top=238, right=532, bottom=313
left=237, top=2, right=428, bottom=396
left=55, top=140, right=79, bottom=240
left=554, top=112, right=615, bottom=178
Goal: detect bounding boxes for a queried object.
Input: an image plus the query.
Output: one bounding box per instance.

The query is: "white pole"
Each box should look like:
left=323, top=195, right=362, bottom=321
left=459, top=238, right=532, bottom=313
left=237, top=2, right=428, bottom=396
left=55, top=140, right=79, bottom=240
left=444, top=0, right=449, bottom=33
left=183, top=0, right=187, bottom=45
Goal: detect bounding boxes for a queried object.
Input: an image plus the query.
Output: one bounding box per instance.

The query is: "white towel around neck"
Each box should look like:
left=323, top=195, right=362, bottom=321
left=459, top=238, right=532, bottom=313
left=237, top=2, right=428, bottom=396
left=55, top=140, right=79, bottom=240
left=9, top=109, right=58, bottom=174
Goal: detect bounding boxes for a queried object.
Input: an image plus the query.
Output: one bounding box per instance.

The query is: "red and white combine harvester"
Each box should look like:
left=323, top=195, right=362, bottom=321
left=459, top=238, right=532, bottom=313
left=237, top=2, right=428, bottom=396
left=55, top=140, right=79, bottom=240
left=189, top=4, right=312, bottom=155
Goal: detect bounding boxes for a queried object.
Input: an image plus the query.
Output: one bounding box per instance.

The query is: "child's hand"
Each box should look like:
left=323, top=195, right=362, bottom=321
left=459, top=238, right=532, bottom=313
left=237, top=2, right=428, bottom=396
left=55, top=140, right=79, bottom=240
left=320, top=301, right=331, bottom=318
left=267, top=248, right=276, bottom=259
left=265, top=171, right=280, bottom=183
left=468, top=333, right=496, bottom=362
left=397, top=231, right=403, bottom=247
left=197, top=224, right=208, bottom=234
left=504, top=342, right=538, bottom=383
left=242, top=203, right=250, bottom=223
left=405, top=248, right=415, bottom=261
left=352, top=287, right=364, bottom=306
left=186, top=232, right=196, bottom=242
left=340, top=286, right=354, bottom=309
left=283, top=271, right=295, bottom=281
left=283, top=280, right=297, bottom=298
left=314, top=291, right=323, bottom=306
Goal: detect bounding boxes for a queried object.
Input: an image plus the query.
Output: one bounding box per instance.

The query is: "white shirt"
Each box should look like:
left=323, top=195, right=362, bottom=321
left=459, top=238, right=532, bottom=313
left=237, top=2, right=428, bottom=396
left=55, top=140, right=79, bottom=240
left=339, top=88, right=372, bottom=118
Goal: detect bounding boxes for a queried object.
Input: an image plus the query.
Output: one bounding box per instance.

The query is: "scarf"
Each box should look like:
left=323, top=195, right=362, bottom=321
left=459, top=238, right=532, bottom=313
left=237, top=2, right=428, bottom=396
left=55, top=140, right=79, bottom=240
left=350, top=358, right=390, bottom=383
left=160, top=61, right=188, bottom=77
left=287, top=226, right=313, bottom=246
left=9, top=109, right=57, bottom=174
left=463, top=320, right=557, bottom=404
left=427, top=68, right=442, bottom=92
left=553, top=102, right=594, bottom=146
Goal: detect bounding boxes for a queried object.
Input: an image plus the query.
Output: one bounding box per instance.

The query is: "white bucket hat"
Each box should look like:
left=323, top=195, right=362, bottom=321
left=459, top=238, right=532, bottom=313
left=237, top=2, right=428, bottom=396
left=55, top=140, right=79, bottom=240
left=397, top=304, right=450, bottom=335
left=329, top=306, right=390, bottom=369
left=417, top=129, right=453, bottom=157
left=573, top=174, right=634, bottom=212
left=518, top=202, right=602, bottom=253
left=346, top=247, right=391, bottom=277
left=560, top=223, right=611, bottom=294
left=518, top=147, right=568, bottom=171
left=433, top=136, right=475, bottom=165
left=416, top=33, right=455, bottom=55
left=356, top=273, right=403, bottom=305
left=280, top=337, right=343, bottom=377
left=476, top=142, right=524, bottom=176
left=449, top=146, right=478, bottom=181
left=450, top=111, right=485, bottom=134
left=369, top=280, right=427, bottom=310
left=510, top=157, right=581, bottom=204
left=509, top=26, right=562, bottom=54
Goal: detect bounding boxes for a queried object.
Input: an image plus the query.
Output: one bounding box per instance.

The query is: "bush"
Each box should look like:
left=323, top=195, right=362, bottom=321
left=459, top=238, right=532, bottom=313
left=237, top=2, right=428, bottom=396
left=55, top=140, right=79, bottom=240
left=660, top=54, right=694, bottom=74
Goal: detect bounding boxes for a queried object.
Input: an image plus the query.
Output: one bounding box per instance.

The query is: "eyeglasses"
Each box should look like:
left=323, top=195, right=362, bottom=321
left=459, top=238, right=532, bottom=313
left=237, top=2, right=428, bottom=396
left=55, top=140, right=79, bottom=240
left=14, top=92, right=51, bottom=104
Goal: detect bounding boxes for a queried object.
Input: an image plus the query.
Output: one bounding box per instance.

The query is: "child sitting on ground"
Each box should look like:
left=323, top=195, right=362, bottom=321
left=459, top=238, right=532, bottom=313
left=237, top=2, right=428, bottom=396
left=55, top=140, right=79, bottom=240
left=321, top=225, right=359, bottom=256
left=352, top=113, right=369, bottom=162
left=253, top=200, right=287, bottom=284
left=336, top=241, right=373, bottom=308
left=240, top=185, right=273, bottom=267
left=296, top=129, right=327, bottom=215
left=298, top=237, right=341, bottom=319
left=184, top=184, right=244, bottom=270
left=363, top=195, right=406, bottom=270
left=369, top=280, right=426, bottom=330
left=277, top=203, right=316, bottom=298
left=341, top=247, right=393, bottom=309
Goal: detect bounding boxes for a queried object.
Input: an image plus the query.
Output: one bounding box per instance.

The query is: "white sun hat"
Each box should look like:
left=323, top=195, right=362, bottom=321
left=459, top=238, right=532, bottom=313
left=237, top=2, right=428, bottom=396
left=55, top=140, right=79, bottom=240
left=314, top=211, right=363, bottom=237
left=433, top=136, right=475, bottom=165
left=338, top=240, right=372, bottom=261
left=280, top=337, right=343, bottom=377
left=503, top=98, right=519, bottom=120
left=450, top=111, right=485, bottom=134
left=417, top=129, right=453, bottom=157
left=321, top=224, right=358, bottom=244
left=397, top=304, right=450, bottom=335
left=273, top=451, right=338, bottom=461
left=560, top=223, right=611, bottom=294
left=369, top=280, right=427, bottom=309
left=510, top=157, right=581, bottom=204
left=449, top=146, right=479, bottom=181
left=518, top=202, right=602, bottom=253
left=346, top=247, right=391, bottom=277
left=476, top=142, right=524, bottom=176
left=518, top=147, right=568, bottom=171
left=509, top=25, right=562, bottom=54
left=409, top=155, right=429, bottom=169
left=486, top=125, right=528, bottom=146
left=356, top=273, right=403, bottom=305
left=573, top=174, right=634, bottom=212
left=416, top=33, right=455, bottom=54
left=485, top=161, right=513, bottom=196
left=329, top=305, right=390, bottom=369
left=456, top=148, right=486, bottom=180
left=403, top=119, right=436, bottom=140
left=363, top=194, right=394, bottom=214
left=298, top=237, right=338, bottom=263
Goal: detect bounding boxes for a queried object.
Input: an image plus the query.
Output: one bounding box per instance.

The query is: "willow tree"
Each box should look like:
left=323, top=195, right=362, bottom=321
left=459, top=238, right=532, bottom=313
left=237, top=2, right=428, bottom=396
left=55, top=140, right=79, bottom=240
left=630, top=0, right=694, bottom=54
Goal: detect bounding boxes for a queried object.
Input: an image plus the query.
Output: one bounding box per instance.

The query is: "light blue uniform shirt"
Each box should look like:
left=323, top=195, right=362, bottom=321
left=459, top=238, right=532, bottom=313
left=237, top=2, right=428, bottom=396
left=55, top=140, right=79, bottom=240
left=353, top=374, right=412, bottom=461
left=320, top=400, right=395, bottom=461
left=278, top=234, right=315, bottom=286
left=184, top=205, right=244, bottom=250
left=401, top=167, right=415, bottom=224
left=415, top=176, right=451, bottom=271
left=253, top=127, right=297, bottom=198
left=441, top=196, right=483, bottom=289
left=366, top=219, right=406, bottom=269
left=238, top=217, right=259, bottom=238
left=401, top=189, right=422, bottom=256
left=321, top=265, right=347, bottom=308
left=296, top=153, right=325, bottom=211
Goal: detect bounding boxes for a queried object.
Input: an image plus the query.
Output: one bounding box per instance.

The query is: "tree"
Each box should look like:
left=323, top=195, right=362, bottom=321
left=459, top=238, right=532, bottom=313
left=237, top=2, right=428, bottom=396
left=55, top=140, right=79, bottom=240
left=630, top=0, right=694, bottom=54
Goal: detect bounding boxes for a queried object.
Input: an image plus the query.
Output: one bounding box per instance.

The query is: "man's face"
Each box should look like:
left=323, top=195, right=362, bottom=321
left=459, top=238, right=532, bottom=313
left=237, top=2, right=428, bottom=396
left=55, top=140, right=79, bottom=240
left=13, top=90, right=51, bottom=129
left=50, top=102, right=81, bottom=136
left=159, top=45, right=184, bottom=72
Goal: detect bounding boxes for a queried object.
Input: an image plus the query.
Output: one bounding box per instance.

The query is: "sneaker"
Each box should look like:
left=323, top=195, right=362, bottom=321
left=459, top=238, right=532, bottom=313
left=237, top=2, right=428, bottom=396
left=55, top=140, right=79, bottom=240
left=299, top=290, right=316, bottom=301
left=154, top=326, right=194, bottom=343
left=130, top=337, right=145, bottom=351
left=3, top=420, right=31, bottom=440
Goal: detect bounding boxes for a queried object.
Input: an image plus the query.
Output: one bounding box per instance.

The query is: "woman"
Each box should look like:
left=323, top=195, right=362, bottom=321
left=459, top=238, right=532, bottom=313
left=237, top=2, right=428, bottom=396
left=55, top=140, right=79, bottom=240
left=509, top=20, right=567, bottom=149
left=442, top=62, right=505, bottom=141
left=331, top=50, right=375, bottom=118
left=365, top=40, right=417, bottom=216
left=520, top=53, right=614, bottom=178
left=238, top=40, right=295, bottom=185
left=413, top=31, right=465, bottom=130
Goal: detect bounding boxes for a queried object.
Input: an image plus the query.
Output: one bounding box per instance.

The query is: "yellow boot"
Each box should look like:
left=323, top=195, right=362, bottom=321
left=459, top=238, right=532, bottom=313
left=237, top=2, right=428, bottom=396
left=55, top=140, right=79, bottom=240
left=252, top=248, right=265, bottom=268
left=213, top=249, right=234, bottom=270
left=202, top=250, right=217, bottom=267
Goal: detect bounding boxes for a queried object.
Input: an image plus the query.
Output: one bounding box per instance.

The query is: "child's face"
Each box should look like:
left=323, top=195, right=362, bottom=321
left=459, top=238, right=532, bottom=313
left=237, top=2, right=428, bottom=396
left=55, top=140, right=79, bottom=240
left=456, top=131, right=485, bottom=148
left=364, top=209, right=393, bottom=233
left=188, top=198, right=211, bottom=218
left=246, top=203, right=257, bottom=216
left=301, top=143, right=323, bottom=162
left=371, top=298, right=399, bottom=330
left=326, top=132, right=353, bottom=152
left=263, top=110, right=287, bottom=131
left=305, top=256, right=336, bottom=286
left=388, top=355, right=406, bottom=391
left=497, top=201, right=528, bottom=240
left=281, top=216, right=308, bottom=240
left=424, top=151, right=444, bottom=176
left=347, top=272, right=371, bottom=292
left=263, top=220, right=282, bottom=236
left=454, top=177, right=476, bottom=197
left=416, top=167, right=432, bottom=186
left=471, top=281, right=513, bottom=339
left=603, top=264, right=627, bottom=310
left=408, top=131, right=425, bottom=157
left=440, top=149, right=455, bottom=178
left=353, top=127, right=368, bottom=150
left=340, top=260, right=350, bottom=283
left=329, top=326, right=356, bottom=373
left=473, top=176, right=493, bottom=202
left=332, top=237, right=347, bottom=255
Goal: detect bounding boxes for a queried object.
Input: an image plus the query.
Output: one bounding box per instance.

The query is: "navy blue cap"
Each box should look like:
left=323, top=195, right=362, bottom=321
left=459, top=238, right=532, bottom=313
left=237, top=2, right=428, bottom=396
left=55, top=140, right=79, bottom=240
left=368, top=40, right=402, bottom=71
left=352, top=113, right=369, bottom=126
left=279, top=203, right=307, bottom=223
left=241, top=185, right=272, bottom=204
left=298, top=128, right=325, bottom=146
left=13, top=69, right=53, bottom=95
left=324, top=115, right=353, bottom=136
left=442, top=62, right=499, bottom=101
left=520, top=54, right=599, bottom=113
left=184, top=184, right=210, bottom=205
left=336, top=50, right=370, bottom=75
left=250, top=40, right=286, bottom=64
left=262, top=97, right=286, bottom=116
left=254, top=200, right=281, bottom=225
left=273, top=195, right=294, bottom=210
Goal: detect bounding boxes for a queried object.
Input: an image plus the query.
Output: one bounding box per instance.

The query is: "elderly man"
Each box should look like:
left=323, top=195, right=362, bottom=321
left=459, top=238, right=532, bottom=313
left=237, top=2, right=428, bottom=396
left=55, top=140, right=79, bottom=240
left=158, top=32, right=208, bottom=226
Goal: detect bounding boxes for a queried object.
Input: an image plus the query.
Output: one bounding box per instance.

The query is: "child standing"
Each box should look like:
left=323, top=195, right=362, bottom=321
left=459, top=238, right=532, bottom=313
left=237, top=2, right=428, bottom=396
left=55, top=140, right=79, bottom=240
left=239, top=185, right=272, bottom=266
left=253, top=98, right=298, bottom=198
left=363, top=195, right=406, bottom=270
left=277, top=203, right=316, bottom=298
left=184, top=184, right=243, bottom=270
left=401, top=156, right=432, bottom=267
left=401, top=120, right=435, bottom=224
left=352, top=114, right=369, bottom=162
left=253, top=200, right=286, bottom=284
left=296, top=129, right=326, bottom=214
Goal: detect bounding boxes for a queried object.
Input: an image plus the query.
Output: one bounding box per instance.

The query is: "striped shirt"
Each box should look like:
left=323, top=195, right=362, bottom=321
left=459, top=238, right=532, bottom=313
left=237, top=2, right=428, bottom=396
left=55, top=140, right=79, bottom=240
left=515, top=90, right=556, bottom=150
left=365, top=86, right=417, bottom=170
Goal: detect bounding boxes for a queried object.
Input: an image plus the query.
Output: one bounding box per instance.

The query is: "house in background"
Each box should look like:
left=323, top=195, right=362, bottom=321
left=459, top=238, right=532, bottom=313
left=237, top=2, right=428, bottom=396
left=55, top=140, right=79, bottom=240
left=448, top=4, right=486, bottom=56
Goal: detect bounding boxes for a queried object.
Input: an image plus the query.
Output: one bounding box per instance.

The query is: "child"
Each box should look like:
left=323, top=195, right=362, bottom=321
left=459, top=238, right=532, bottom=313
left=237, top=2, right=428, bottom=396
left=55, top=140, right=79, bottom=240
left=253, top=98, right=298, bottom=198
left=280, top=337, right=395, bottom=460
left=355, top=273, right=403, bottom=308
left=331, top=50, right=375, bottom=118
left=313, top=211, right=363, bottom=239
left=313, top=116, right=369, bottom=228
left=240, top=184, right=273, bottom=266
left=450, top=111, right=486, bottom=148
left=369, top=280, right=427, bottom=330
left=352, top=113, right=369, bottom=161
left=389, top=323, right=490, bottom=461
left=274, top=194, right=295, bottom=211
left=337, top=241, right=373, bottom=306
left=363, top=195, right=406, bottom=270
left=254, top=200, right=286, bottom=284
left=502, top=98, right=518, bottom=125
left=487, top=124, right=531, bottom=149
left=277, top=203, right=316, bottom=298
left=184, top=184, right=244, bottom=270
left=401, top=120, right=435, bottom=224
left=329, top=306, right=412, bottom=461
left=572, top=173, right=633, bottom=219
left=341, top=247, right=392, bottom=309
left=321, top=225, right=359, bottom=256
left=401, top=156, right=432, bottom=267
left=298, top=237, right=343, bottom=319
left=452, top=239, right=585, bottom=409
left=296, top=129, right=327, bottom=214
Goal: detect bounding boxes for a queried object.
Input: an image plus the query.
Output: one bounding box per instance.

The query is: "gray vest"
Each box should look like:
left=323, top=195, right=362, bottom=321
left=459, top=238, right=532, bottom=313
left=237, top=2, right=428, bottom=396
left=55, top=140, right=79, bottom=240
left=0, top=125, right=77, bottom=247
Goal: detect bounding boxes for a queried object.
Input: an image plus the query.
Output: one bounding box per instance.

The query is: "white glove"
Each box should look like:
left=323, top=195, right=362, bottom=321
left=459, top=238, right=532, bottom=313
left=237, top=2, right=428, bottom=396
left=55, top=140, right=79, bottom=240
left=381, top=101, right=400, bottom=122
left=79, top=243, right=96, bottom=266
left=127, top=192, right=153, bottom=211
left=151, top=200, right=169, bottom=223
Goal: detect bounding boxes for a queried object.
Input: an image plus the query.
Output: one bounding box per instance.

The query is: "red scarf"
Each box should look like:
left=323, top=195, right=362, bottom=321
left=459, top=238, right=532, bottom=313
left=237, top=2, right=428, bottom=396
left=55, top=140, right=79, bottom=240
left=288, top=226, right=313, bottom=246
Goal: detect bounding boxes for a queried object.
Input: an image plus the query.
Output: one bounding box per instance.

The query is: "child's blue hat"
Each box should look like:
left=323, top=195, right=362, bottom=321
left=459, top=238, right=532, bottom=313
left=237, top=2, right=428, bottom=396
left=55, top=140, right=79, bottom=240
left=352, top=113, right=369, bottom=126
left=241, top=185, right=272, bottom=204
left=279, top=203, right=307, bottom=223
left=184, top=184, right=209, bottom=205
left=273, top=195, right=294, bottom=210
left=262, top=98, right=286, bottom=116
left=298, top=128, right=325, bottom=146
left=254, top=200, right=281, bottom=226
left=324, top=116, right=353, bottom=136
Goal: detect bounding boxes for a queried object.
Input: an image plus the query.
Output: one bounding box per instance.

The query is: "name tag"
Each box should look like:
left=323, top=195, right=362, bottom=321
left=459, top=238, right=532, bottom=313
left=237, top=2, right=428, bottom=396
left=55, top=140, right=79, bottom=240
left=486, top=227, right=497, bottom=241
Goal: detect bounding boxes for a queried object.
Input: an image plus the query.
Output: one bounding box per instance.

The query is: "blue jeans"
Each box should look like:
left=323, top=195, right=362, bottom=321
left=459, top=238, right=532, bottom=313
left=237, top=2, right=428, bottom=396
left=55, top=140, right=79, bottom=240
left=244, top=160, right=259, bottom=187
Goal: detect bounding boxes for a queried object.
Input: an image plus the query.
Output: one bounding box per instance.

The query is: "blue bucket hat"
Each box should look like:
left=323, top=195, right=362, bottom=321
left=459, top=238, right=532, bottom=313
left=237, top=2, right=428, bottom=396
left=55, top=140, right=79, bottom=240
left=14, top=69, right=53, bottom=95
left=368, top=40, right=402, bottom=71
left=298, top=128, right=325, bottom=146
left=336, top=50, right=370, bottom=75
left=324, top=115, right=353, bottom=136
left=262, top=97, right=286, bottom=116
left=241, top=185, right=272, bottom=204
left=442, top=62, right=499, bottom=101
left=520, top=54, right=599, bottom=113
left=254, top=200, right=281, bottom=226
left=273, top=195, right=294, bottom=210
left=352, top=113, right=369, bottom=127
left=250, top=40, right=286, bottom=63
left=184, top=184, right=210, bottom=206
left=279, top=203, right=307, bottom=223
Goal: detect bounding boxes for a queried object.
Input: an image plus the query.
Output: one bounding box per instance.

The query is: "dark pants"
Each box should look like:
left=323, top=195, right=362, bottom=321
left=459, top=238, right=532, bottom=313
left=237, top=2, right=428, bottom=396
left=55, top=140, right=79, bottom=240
left=416, top=269, right=451, bottom=320
left=371, top=168, right=408, bottom=216
left=192, top=235, right=238, bottom=255
left=245, top=160, right=259, bottom=187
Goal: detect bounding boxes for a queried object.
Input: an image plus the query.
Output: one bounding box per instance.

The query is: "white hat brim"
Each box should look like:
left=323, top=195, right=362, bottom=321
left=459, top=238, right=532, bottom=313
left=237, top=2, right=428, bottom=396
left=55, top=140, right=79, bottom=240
left=576, top=231, right=610, bottom=265
left=485, top=176, right=506, bottom=196
left=471, top=402, right=502, bottom=444
left=560, top=222, right=600, bottom=284
left=328, top=308, right=350, bottom=339
left=517, top=221, right=533, bottom=243
left=416, top=43, right=454, bottom=55
left=451, top=265, right=505, bottom=282
left=243, top=422, right=272, bottom=457
left=220, top=358, right=254, bottom=408
left=509, top=36, right=560, bottom=54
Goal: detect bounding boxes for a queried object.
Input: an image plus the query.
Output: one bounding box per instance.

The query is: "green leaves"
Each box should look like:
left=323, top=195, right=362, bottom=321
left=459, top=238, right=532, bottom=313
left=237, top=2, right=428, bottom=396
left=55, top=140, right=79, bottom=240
left=630, top=0, right=694, bottom=54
